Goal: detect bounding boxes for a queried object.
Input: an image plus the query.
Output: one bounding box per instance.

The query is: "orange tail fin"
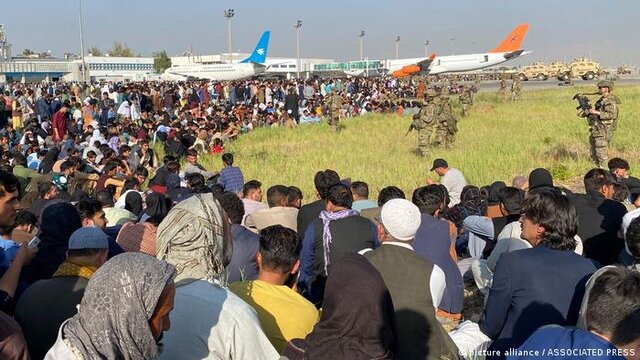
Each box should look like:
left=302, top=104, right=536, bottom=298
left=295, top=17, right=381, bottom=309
left=489, top=23, right=530, bottom=53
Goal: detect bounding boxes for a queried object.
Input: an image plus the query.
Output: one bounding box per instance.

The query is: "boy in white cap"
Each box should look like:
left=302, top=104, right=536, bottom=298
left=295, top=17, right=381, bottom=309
left=363, top=198, right=460, bottom=360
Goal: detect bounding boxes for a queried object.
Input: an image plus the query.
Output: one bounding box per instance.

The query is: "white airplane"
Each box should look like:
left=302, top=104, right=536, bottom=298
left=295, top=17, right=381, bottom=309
left=389, top=24, right=531, bottom=77
left=161, top=31, right=270, bottom=81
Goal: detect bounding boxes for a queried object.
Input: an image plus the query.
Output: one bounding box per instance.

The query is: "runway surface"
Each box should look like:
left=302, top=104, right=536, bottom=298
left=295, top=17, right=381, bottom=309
left=473, top=76, right=640, bottom=93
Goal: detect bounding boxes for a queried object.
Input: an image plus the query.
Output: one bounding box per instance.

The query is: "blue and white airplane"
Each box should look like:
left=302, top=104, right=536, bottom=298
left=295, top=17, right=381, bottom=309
left=162, top=31, right=270, bottom=81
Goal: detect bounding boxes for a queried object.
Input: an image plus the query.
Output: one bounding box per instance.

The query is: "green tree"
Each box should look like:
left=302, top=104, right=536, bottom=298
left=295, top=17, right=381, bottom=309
left=21, top=49, right=34, bottom=56
left=110, top=42, right=134, bottom=57
left=153, top=50, right=172, bottom=73
left=88, top=46, right=103, bottom=56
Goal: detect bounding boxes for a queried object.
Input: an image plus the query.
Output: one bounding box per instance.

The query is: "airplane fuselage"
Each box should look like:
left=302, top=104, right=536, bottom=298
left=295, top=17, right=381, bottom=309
left=387, top=51, right=526, bottom=75
left=162, top=63, right=265, bottom=81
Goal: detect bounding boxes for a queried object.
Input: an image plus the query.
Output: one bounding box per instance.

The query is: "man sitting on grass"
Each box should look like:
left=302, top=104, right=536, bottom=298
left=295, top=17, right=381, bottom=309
left=229, top=225, right=319, bottom=354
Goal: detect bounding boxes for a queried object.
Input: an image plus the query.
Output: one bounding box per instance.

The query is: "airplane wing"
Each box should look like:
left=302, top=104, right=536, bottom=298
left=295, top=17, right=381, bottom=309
left=392, top=53, right=436, bottom=78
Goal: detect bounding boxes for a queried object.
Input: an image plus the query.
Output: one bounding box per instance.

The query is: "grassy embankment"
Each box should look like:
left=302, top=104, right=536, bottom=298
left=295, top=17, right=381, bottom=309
left=167, top=85, right=640, bottom=202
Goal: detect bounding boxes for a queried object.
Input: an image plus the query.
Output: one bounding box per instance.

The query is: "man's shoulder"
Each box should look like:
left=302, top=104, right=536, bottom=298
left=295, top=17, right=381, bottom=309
left=522, top=326, right=618, bottom=354
left=623, top=207, right=640, bottom=221
left=602, top=198, right=627, bottom=214
left=419, top=213, right=450, bottom=229
left=299, top=200, right=324, bottom=213
left=504, top=245, right=594, bottom=267
left=368, top=243, right=431, bottom=262
left=335, top=213, right=374, bottom=227
left=446, top=168, right=466, bottom=180
left=19, top=276, right=88, bottom=303
left=264, top=206, right=299, bottom=217
left=227, top=280, right=252, bottom=298
left=602, top=96, right=618, bottom=105
left=231, top=223, right=260, bottom=240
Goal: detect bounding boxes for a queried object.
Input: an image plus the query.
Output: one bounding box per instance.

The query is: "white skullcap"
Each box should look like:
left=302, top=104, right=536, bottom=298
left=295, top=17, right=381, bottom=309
left=380, top=198, right=421, bottom=241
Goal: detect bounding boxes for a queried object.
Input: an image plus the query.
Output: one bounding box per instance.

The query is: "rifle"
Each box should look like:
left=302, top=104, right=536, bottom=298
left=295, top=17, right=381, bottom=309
left=405, top=118, right=419, bottom=137
left=572, top=93, right=594, bottom=112
left=573, top=92, right=599, bottom=126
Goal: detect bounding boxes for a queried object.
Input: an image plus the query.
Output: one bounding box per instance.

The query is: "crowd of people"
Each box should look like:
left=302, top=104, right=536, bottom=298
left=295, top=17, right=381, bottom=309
left=0, top=76, right=431, bottom=139
left=0, top=76, right=637, bottom=360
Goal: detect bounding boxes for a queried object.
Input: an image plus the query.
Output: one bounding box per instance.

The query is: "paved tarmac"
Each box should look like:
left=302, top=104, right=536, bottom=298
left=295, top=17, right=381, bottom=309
left=473, top=76, right=640, bottom=93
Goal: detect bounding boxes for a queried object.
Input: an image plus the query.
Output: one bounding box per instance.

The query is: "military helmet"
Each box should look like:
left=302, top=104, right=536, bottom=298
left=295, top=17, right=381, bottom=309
left=426, top=89, right=437, bottom=98
left=597, top=80, right=614, bottom=91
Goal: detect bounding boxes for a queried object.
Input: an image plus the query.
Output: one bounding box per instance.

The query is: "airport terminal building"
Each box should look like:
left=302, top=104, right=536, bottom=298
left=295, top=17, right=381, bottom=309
left=0, top=53, right=335, bottom=83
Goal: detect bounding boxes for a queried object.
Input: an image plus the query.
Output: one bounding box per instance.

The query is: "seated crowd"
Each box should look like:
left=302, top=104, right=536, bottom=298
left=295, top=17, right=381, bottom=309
left=0, top=81, right=638, bottom=359
left=0, top=145, right=635, bottom=359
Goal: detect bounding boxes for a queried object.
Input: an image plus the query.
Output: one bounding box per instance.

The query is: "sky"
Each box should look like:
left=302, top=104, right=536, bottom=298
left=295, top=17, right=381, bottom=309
left=2, top=0, right=640, bottom=67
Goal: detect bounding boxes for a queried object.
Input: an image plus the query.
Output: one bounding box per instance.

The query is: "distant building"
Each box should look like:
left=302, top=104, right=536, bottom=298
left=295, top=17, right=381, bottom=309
left=79, top=56, right=154, bottom=81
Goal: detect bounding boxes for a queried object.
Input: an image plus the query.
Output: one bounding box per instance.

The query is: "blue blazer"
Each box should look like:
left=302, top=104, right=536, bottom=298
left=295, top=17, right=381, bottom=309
left=479, top=245, right=597, bottom=359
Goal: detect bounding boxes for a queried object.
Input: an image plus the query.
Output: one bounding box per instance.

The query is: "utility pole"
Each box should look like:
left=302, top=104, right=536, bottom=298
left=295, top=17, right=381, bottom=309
left=450, top=38, right=455, bottom=55
left=223, top=9, right=234, bottom=63
left=78, top=0, right=87, bottom=83
left=359, top=30, right=365, bottom=61
left=294, top=20, right=302, bottom=79
left=424, top=39, right=430, bottom=57
left=395, top=36, right=400, bottom=59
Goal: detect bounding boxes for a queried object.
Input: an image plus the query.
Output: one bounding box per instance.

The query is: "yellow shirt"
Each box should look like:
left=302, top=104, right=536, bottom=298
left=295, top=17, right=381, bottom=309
left=229, top=280, right=319, bottom=353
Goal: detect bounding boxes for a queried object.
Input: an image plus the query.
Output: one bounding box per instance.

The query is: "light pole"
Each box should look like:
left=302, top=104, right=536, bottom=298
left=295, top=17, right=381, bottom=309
left=424, top=39, right=430, bottom=57
left=294, top=20, right=302, bottom=79
left=78, top=0, right=87, bottom=83
left=395, top=36, right=400, bottom=59
left=359, top=30, right=365, bottom=61
left=450, top=38, right=455, bottom=55
left=223, top=9, right=234, bottom=63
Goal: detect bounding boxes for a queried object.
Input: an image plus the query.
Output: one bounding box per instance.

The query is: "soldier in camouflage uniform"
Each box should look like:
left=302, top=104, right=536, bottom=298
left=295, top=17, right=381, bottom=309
left=415, top=89, right=438, bottom=157
left=498, top=76, right=508, bottom=102
left=325, top=87, right=342, bottom=131
left=433, top=89, right=448, bottom=148
left=474, top=76, right=481, bottom=90
left=388, top=91, right=398, bottom=109
left=578, top=80, right=620, bottom=167
left=458, top=85, right=474, bottom=117
left=437, top=90, right=459, bottom=149
left=511, top=76, right=523, bottom=101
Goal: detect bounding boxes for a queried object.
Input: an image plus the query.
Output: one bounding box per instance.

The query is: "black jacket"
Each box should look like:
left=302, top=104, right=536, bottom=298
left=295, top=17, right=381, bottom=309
left=572, top=190, right=627, bottom=266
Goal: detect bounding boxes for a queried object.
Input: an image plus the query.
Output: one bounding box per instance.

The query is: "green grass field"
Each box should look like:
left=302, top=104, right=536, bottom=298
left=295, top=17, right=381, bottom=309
left=191, top=85, right=640, bottom=202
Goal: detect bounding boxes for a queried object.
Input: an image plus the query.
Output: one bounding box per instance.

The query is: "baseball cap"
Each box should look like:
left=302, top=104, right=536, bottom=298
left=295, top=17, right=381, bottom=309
left=430, top=158, right=448, bottom=171
left=68, top=227, right=109, bottom=250
left=379, top=198, right=421, bottom=241
left=528, top=168, right=553, bottom=190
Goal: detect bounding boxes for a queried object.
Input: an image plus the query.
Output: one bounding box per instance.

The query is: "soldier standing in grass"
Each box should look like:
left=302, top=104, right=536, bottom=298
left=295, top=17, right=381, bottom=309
left=498, top=77, right=507, bottom=102
left=438, top=90, right=458, bottom=149
left=325, top=87, right=342, bottom=132
left=433, top=88, right=449, bottom=148
left=511, top=76, right=523, bottom=101
left=458, top=85, right=473, bottom=117
left=415, top=89, right=438, bottom=157
left=578, top=80, right=620, bottom=167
